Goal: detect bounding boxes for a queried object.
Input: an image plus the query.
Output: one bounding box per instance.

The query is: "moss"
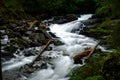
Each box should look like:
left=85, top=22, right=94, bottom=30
left=70, top=51, right=107, bottom=80
left=83, top=25, right=111, bottom=39
left=85, top=76, right=105, bottom=80
left=102, top=49, right=120, bottom=80
left=111, top=21, right=120, bottom=47
left=10, top=38, right=29, bottom=47
left=83, top=19, right=120, bottom=48
left=70, top=49, right=120, bottom=80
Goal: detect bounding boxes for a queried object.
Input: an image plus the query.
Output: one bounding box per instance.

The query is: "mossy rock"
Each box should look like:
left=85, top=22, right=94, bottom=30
left=100, top=19, right=120, bottom=29
left=83, top=25, right=111, bottom=39
left=10, top=38, right=30, bottom=47
left=29, top=33, right=45, bottom=42
left=54, top=40, right=64, bottom=46
left=0, top=25, right=7, bottom=29
left=2, top=45, right=18, bottom=57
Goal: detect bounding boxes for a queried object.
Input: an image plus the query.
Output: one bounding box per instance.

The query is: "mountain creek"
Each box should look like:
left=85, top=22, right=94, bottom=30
left=1, top=14, right=112, bottom=80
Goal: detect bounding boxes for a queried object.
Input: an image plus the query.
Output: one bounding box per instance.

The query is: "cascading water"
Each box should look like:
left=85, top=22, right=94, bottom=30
left=2, top=14, right=109, bottom=80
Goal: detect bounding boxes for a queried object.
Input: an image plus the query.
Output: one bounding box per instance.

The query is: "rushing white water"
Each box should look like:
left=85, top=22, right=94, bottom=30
left=2, top=14, right=109, bottom=80
left=78, top=14, right=92, bottom=21
left=28, top=14, right=97, bottom=80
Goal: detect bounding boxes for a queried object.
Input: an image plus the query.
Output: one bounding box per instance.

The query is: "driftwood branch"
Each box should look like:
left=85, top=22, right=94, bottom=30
left=27, top=20, right=38, bottom=30
left=86, top=40, right=100, bottom=59
left=73, top=40, right=100, bottom=63
left=29, top=39, right=54, bottom=67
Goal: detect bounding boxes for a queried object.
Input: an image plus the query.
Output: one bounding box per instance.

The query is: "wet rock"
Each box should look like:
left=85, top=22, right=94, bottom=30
left=8, top=30, right=22, bottom=38
left=6, top=23, right=17, bottom=30
left=29, top=32, right=45, bottom=43
left=24, top=49, right=36, bottom=56
left=81, top=19, right=98, bottom=27
left=2, top=45, right=18, bottom=57
left=53, top=40, right=64, bottom=46
left=29, top=41, right=42, bottom=47
left=48, top=32, right=58, bottom=38
left=0, top=25, right=7, bottom=29
left=65, top=14, right=78, bottom=22
left=10, top=38, right=30, bottom=47
left=2, top=70, right=20, bottom=80
left=46, top=46, right=53, bottom=51
left=49, top=14, right=77, bottom=24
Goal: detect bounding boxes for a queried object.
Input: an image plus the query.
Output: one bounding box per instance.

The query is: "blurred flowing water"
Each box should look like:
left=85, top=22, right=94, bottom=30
left=2, top=14, right=109, bottom=80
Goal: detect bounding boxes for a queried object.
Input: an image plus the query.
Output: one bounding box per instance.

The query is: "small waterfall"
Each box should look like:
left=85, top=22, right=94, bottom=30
left=2, top=14, right=109, bottom=80
left=49, top=14, right=92, bottom=34
left=78, top=14, right=92, bottom=21
left=49, top=20, right=85, bottom=34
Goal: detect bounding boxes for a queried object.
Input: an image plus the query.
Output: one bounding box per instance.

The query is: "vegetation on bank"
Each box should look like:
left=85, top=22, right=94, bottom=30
left=70, top=0, right=120, bottom=80
left=69, top=48, right=120, bottom=80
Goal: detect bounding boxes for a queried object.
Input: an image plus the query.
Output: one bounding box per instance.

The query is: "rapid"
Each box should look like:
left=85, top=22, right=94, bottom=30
left=2, top=14, right=109, bottom=80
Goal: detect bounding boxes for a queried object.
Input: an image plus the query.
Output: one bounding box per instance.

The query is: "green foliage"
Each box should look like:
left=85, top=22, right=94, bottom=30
left=70, top=49, right=120, bottom=80
left=95, top=0, right=120, bottom=18
left=102, top=49, right=120, bottom=80
left=0, top=0, right=96, bottom=18
left=100, top=19, right=120, bottom=47
left=111, top=20, right=120, bottom=47
left=85, top=76, right=105, bottom=80
left=3, top=0, right=24, bottom=12
left=70, top=51, right=108, bottom=80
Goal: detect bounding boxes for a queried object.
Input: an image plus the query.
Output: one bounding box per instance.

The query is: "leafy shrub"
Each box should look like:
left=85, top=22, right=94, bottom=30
left=85, top=76, right=105, bottom=80
left=111, top=21, right=120, bottom=47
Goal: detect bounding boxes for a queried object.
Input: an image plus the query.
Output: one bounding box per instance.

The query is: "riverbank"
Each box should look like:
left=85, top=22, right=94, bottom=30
left=69, top=17, right=120, bottom=80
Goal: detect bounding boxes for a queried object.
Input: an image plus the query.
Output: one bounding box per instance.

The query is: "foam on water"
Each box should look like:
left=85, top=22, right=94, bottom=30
left=78, top=14, right=92, bottom=21
left=2, top=56, right=35, bottom=71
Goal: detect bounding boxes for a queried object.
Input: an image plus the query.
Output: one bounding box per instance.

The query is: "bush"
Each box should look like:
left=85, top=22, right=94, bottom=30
left=111, top=21, right=120, bottom=47
left=85, top=76, right=105, bottom=80
left=69, top=51, right=108, bottom=80
left=69, top=49, right=120, bottom=80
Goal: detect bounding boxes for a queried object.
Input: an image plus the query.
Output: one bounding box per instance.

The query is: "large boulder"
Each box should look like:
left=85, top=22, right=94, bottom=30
left=29, top=32, right=45, bottom=43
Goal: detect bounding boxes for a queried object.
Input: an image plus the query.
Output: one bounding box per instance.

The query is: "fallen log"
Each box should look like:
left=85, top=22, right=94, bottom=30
left=73, top=41, right=100, bottom=63
left=29, top=39, right=54, bottom=67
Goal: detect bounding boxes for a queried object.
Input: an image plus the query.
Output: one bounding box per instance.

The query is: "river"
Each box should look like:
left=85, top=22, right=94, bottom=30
left=2, top=14, right=109, bottom=80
